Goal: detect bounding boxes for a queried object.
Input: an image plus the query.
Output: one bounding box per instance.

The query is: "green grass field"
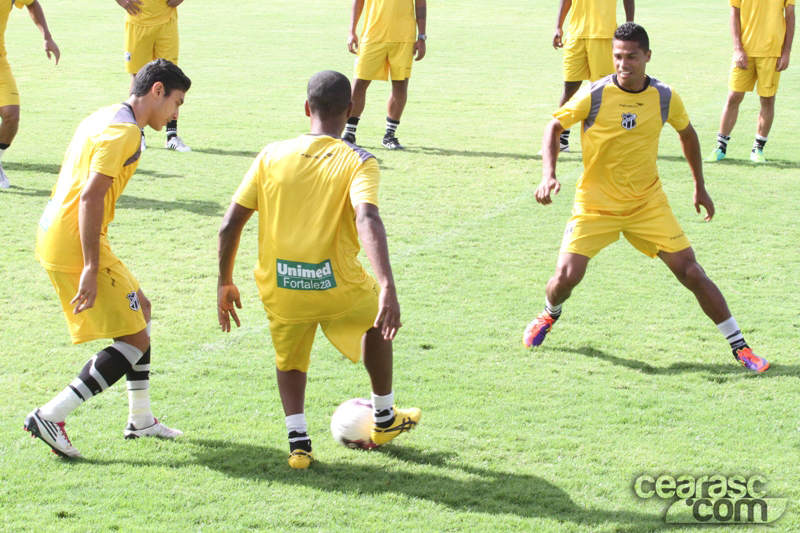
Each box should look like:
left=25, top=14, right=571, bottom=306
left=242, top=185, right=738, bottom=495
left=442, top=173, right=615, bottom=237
left=2, top=0, right=799, bottom=531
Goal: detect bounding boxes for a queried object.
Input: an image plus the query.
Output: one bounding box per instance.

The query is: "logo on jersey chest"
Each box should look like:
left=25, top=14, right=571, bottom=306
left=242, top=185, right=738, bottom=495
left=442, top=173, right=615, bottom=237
left=621, top=113, right=637, bottom=130
left=277, top=259, right=337, bottom=291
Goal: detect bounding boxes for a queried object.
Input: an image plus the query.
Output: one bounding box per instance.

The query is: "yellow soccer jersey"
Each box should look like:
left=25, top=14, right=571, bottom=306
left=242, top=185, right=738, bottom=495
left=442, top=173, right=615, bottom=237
left=233, top=134, right=380, bottom=322
left=554, top=75, right=690, bottom=211
left=731, top=0, right=794, bottom=57
left=568, top=0, right=618, bottom=39
left=36, top=104, right=143, bottom=273
left=361, top=0, right=417, bottom=43
left=0, top=0, right=33, bottom=56
left=126, top=0, right=176, bottom=27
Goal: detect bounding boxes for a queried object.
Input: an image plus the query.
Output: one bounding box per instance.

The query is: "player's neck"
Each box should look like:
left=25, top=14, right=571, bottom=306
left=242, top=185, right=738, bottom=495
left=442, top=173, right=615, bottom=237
left=309, top=116, right=346, bottom=138
left=614, top=73, right=649, bottom=93
left=125, top=96, right=149, bottom=129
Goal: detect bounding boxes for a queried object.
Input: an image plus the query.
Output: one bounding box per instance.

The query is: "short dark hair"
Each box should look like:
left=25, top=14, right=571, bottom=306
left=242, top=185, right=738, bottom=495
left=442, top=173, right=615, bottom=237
left=131, top=59, right=191, bottom=97
left=307, top=70, right=351, bottom=120
left=614, top=22, right=649, bottom=53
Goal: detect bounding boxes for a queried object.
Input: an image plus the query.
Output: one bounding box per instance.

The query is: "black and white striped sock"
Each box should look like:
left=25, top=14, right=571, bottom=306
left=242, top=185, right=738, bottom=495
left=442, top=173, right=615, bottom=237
left=345, top=117, right=360, bottom=138
left=559, top=130, right=570, bottom=147
left=717, top=316, right=747, bottom=351
left=286, top=413, right=311, bottom=452
left=385, top=117, right=400, bottom=139
left=372, top=391, right=395, bottom=428
left=716, top=133, right=731, bottom=153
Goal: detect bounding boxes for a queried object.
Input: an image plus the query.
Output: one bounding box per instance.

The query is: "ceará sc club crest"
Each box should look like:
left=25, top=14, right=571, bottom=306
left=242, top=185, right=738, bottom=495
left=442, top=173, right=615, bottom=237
left=621, top=113, right=637, bottom=130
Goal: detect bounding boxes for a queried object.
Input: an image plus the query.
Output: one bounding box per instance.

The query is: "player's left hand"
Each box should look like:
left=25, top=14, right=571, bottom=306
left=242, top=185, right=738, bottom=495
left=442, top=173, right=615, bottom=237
left=218, top=284, right=242, bottom=332
left=44, top=38, right=59, bottom=65
left=694, top=187, right=714, bottom=221
left=414, top=39, right=426, bottom=61
left=777, top=52, right=790, bottom=72
left=167, top=0, right=184, bottom=7
left=535, top=176, right=561, bottom=205
left=375, top=286, right=401, bottom=340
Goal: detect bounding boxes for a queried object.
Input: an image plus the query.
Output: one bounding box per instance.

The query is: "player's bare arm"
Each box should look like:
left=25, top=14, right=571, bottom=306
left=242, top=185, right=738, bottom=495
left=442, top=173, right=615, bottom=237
left=115, top=0, right=143, bottom=16
left=355, top=203, right=401, bottom=341
left=553, top=0, right=572, bottom=49
left=677, top=123, right=714, bottom=222
left=26, top=1, right=59, bottom=65
left=414, top=0, right=427, bottom=61
left=730, top=7, right=747, bottom=69
left=217, top=201, right=254, bottom=332
left=536, top=118, right=564, bottom=205
left=348, top=0, right=365, bottom=54
left=778, top=4, right=794, bottom=71
left=71, top=172, right=114, bottom=314
left=623, top=0, right=635, bottom=22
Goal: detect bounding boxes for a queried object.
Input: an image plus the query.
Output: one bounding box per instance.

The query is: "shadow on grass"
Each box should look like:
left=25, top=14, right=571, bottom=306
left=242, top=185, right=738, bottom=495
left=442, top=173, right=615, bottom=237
left=552, top=345, right=800, bottom=378
left=1, top=186, right=223, bottom=216
left=121, top=439, right=656, bottom=531
left=2, top=162, right=186, bottom=180
left=190, top=147, right=259, bottom=158
left=405, top=146, right=540, bottom=161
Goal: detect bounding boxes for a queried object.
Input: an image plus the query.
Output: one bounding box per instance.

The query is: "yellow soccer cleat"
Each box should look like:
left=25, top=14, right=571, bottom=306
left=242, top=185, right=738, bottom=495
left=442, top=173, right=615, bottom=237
left=371, top=407, right=421, bottom=445
left=288, top=449, right=314, bottom=469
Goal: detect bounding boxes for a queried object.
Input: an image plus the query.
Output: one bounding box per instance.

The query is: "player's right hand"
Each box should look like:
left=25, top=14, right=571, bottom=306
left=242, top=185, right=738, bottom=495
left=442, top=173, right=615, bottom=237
left=218, top=284, right=242, bottom=332
left=348, top=33, right=359, bottom=54
left=733, top=48, right=748, bottom=69
left=116, top=0, right=143, bottom=15
left=535, top=176, right=561, bottom=205
left=375, top=286, right=401, bottom=340
left=70, top=267, right=98, bottom=314
left=552, top=28, right=564, bottom=49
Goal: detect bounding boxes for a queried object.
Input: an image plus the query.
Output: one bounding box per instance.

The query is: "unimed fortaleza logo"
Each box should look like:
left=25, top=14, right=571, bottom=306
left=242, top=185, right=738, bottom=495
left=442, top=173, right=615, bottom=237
left=277, top=259, right=336, bottom=291
left=633, top=474, right=788, bottom=524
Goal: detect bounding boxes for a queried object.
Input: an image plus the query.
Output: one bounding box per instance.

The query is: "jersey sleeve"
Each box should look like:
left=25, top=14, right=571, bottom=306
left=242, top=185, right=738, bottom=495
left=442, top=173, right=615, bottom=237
left=14, top=0, right=34, bottom=9
left=667, top=88, right=690, bottom=132
left=89, top=125, right=141, bottom=179
left=787, top=0, right=795, bottom=7
left=730, top=0, right=741, bottom=7
left=350, top=157, right=380, bottom=208
left=233, top=149, right=268, bottom=210
left=553, top=84, right=593, bottom=131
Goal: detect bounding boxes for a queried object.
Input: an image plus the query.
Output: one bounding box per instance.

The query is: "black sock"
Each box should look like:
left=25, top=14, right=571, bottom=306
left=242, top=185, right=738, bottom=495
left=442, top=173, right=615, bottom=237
left=753, top=135, right=767, bottom=152
left=70, top=345, right=137, bottom=400
left=374, top=409, right=394, bottom=429
left=288, top=431, right=312, bottom=452
left=345, top=117, right=359, bottom=138
left=166, top=120, right=178, bottom=140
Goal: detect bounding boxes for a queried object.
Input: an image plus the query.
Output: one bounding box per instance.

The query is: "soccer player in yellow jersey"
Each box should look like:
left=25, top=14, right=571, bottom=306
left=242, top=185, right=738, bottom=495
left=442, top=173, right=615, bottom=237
left=0, top=0, right=59, bottom=189
left=24, top=60, right=191, bottom=458
left=548, top=0, right=634, bottom=153
left=707, top=0, right=794, bottom=163
left=218, top=71, right=421, bottom=469
left=116, top=0, right=191, bottom=152
left=524, top=24, right=769, bottom=373
left=343, top=0, right=426, bottom=150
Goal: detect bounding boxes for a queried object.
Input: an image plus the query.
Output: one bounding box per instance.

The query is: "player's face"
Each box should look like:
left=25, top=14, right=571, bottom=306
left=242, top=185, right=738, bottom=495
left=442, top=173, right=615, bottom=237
left=150, top=85, right=185, bottom=131
left=612, top=40, right=651, bottom=90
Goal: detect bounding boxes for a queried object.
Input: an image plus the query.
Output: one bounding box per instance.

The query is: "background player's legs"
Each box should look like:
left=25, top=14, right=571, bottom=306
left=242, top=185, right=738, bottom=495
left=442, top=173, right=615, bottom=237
left=0, top=105, right=20, bottom=188
left=658, top=247, right=765, bottom=370
left=751, top=95, right=775, bottom=160
left=557, top=81, right=582, bottom=149
left=709, top=91, right=745, bottom=160
left=524, top=253, right=589, bottom=348
left=383, top=79, right=409, bottom=148
left=344, top=78, right=372, bottom=143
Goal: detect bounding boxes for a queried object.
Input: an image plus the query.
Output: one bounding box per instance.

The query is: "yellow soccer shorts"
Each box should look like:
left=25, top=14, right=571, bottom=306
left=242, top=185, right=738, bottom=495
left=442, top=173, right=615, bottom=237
left=0, top=56, right=20, bottom=107
left=729, top=56, right=781, bottom=97
left=46, top=261, right=147, bottom=344
left=563, top=37, right=613, bottom=83
left=266, top=284, right=380, bottom=373
left=124, top=18, right=179, bottom=74
left=561, top=197, right=692, bottom=259
left=355, top=41, right=414, bottom=81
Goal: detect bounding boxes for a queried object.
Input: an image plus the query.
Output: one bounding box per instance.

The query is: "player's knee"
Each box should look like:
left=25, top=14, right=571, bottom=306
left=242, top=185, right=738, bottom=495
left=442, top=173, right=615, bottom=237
left=726, top=91, right=745, bottom=106
left=139, top=293, right=152, bottom=320
left=0, top=106, right=20, bottom=126
left=677, top=261, right=707, bottom=289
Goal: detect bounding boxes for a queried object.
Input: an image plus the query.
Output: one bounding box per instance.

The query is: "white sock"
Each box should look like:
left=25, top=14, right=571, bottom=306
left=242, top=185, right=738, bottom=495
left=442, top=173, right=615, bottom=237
left=716, top=316, right=746, bottom=349
left=127, top=387, right=154, bottom=428
left=545, top=297, right=562, bottom=316
left=371, top=391, right=395, bottom=425
left=0, top=148, right=6, bottom=162
left=39, top=387, right=84, bottom=422
left=285, top=413, right=307, bottom=435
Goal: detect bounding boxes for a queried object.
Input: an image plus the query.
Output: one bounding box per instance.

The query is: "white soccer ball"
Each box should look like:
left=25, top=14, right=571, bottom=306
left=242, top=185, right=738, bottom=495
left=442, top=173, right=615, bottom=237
left=330, top=398, right=375, bottom=449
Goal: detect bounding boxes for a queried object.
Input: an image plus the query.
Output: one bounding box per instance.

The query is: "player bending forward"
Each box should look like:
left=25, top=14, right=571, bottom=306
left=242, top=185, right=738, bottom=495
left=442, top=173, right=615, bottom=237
left=524, top=23, right=769, bottom=373
left=25, top=60, right=191, bottom=458
left=217, top=70, right=421, bottom=469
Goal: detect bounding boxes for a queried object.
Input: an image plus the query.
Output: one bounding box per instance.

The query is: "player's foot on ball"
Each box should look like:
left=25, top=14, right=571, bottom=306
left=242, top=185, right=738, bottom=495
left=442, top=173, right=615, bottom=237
left=381, top=135, right=404, bottom=150
left=123, top=418, right=183, bottom=439
left=23, top=409, right=82, bottom=458
left=0, top=163, right=10, bottom=189
left=537, top=144, right=570, bottom=155
left=733, top=347, right=769, bottom=373
left=342, top=132, right=357, bottom=145
left=371, top=406, right=420, bottom=445
left=288, top=449, right=314, bottom=469
left=705, top=148, right=726, bottom=162
left=523, top=311, right=557, bottom=348
left=750, top=149, right=766, bottom=163
left=165, top=135, right=191, bottom=152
